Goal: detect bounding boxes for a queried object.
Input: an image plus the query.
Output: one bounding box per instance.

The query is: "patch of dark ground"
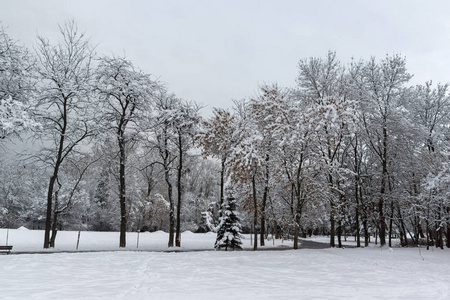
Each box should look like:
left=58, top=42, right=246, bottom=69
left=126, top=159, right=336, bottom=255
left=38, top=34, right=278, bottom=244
left=244, top=239, right=330, bottom=251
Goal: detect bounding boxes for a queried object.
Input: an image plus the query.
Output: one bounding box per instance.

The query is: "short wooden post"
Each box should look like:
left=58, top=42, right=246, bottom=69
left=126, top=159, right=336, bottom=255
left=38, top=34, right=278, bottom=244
left=76, top=231, right=81, bottom=250
left=137, top=230, right=140, bottom=248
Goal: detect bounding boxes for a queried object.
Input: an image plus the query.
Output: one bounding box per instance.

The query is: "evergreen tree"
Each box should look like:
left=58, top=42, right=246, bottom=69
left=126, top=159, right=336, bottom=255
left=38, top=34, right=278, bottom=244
left=215, top=190, right=243, bottom=251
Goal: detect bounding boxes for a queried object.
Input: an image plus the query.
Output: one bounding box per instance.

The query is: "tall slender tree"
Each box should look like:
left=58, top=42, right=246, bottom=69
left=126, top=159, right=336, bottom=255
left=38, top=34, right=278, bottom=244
left=96, top=56, right=158, bottom=247
left=150, top=91, right=178, bottom=247
left=351, top=55, right=412, bottom=246
left=197, top=108, right=236, bottom=208
left=35, top=21, right=96, bottom=248
left=173, top=100, right=201, bottom=247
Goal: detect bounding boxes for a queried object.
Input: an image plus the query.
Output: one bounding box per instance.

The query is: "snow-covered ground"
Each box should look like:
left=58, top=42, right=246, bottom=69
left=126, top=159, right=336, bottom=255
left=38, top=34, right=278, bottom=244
left=0, top=228, right=291, bottom=252
left=1, top=229, right=450, bottom=299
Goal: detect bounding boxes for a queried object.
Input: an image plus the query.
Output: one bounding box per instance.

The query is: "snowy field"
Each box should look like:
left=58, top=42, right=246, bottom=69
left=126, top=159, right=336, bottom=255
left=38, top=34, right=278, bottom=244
left=0, top=228, right=291, bottom=252
left=1, top=229, right=450, bottom=299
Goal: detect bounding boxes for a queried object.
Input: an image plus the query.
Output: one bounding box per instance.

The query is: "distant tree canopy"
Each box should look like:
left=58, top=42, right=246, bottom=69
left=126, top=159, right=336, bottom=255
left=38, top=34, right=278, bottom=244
left=1, top=21, right=450, bottom=251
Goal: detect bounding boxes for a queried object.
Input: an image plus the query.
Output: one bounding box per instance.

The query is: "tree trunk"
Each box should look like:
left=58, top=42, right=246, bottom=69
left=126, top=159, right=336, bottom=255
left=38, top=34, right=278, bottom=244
left=446, top=225, right=450, bottom=249
left=293, top=223, right=299, bottom=249
left=355, top=188, right=360, bottom=247
left=220, top=156, right=225, bottom=207
left=354, top=138, right=361, bottom=248
left=379, top=184, right=386, bottom=246
left=49, top=190, right=59, bottom=248
left=252, top=173, right=258, bottom=251
left=166, top=162, right=174, bottom=247
left=118, top=134, right=127, bottom=248
left=293, top=206, right=301, bottom=250
left=389, top=200, right=394, bottom=247
left=437, top=209, right=444, bottom=249
left=44, top=175, right=57, bottom=248
left=437, top=224, right=444, bottom=249
left=337, top=220, right=342, bottom=248
left=175, top=135, right=183, bottom=247
left=44, top=110, right=67, bottom=248
left=397, top=205, right=408, bottom=247
left=293, top=177, right=303, bottom=250
left=446, top=210, right=450, bottom=248
left=159, top=126, right=175, bottom=248
left=378, top=125, right=388, bottom=247
left=260, top=153, right=270, bottom=247
left=375, top=227, right=378, bottom=245
left=330, top=209, right=335, bottom=247
left=363, top=217, right=369, bottom=247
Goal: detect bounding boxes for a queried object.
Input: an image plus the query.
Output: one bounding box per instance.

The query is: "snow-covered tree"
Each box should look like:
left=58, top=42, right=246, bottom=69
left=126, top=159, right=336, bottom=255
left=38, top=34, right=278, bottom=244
left=34, top=21, right=97, bottom=248
left=95, top=55, right=159, bottom=247
left=148, top=91, right=178, bottom=247
left=0, top=96, right=39, bottom=141
left=297, top=52, right=356, bottom=247
left=404, top=82, right=450, bottom=248
left=248, top=83, right=288, bottom=246
left=172, top=100, right=201, bottom=246
left=197, top=107, right=236, bottom=207
left=0, top=26, right=37, bottom=141
left=0, top=160, right=46, bottom=229
left=215, top=189, right=243, bottom=251
left=349, top=54, right=412, bottom=247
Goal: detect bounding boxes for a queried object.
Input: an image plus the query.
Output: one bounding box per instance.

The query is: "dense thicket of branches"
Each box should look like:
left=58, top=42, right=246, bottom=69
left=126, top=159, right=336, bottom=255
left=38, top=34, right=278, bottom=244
left=2, top=22, right=450, bottom=250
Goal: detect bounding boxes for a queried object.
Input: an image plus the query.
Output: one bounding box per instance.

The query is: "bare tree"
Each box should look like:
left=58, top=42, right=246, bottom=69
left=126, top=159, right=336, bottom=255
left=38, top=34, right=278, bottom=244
left=173, top=100, right=201, bottom=247
left=95, top=56, right=158, bottom=247
left=197, top=108, right=236, bottom=209
left=351, top=55, right=411, bottom=247
left=34, top=21, right=96, bottom=248
left=149, top=91, right=178, bottom=247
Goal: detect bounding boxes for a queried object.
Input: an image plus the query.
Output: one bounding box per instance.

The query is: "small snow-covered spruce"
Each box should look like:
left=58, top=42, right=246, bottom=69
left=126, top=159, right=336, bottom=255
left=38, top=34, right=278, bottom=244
left=215, top=190, right=243, bottom=251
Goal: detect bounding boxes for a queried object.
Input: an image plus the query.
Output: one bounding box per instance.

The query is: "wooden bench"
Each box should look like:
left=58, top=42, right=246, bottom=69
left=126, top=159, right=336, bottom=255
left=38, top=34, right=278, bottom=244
left=0, top=245, right=13, bottom=254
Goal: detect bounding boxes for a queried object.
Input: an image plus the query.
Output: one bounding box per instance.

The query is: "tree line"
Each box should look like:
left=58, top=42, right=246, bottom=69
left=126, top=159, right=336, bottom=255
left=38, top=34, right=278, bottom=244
left=1, top=21, right=450, bottom=250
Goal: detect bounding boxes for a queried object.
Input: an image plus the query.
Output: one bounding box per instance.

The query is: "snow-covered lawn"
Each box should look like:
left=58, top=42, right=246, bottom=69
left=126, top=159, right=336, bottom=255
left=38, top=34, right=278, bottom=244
left=2, top=247, right=450, bottom=299
left=0, top=228, right=291, bottom=252
left=1, top=229, right=450, bottom=299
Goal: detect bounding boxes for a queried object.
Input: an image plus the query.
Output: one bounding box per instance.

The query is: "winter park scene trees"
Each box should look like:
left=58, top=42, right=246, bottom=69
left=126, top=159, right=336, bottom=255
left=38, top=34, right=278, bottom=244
left=2, top=2, right=450, bottom=299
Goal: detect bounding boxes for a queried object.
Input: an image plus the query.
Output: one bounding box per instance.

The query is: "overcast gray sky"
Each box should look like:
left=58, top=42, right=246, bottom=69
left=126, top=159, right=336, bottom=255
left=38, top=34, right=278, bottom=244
left=2, top=0, right=450, bottom=114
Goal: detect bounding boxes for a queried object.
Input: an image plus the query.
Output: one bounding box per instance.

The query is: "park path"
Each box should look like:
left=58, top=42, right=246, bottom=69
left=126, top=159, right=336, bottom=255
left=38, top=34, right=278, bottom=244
left=245, top=238, right=329, bottom=251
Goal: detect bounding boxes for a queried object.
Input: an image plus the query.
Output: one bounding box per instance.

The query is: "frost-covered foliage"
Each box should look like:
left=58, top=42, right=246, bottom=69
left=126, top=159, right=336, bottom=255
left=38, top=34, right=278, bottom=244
left=0, top=160, right=47, bottom=229
left=197, top=107, right=235, bottom=161
left=0, top=96, right=39, bottom=139
left=0, top=25, right=37, bottom=140
left=215, top=190, right=242, bottom=251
